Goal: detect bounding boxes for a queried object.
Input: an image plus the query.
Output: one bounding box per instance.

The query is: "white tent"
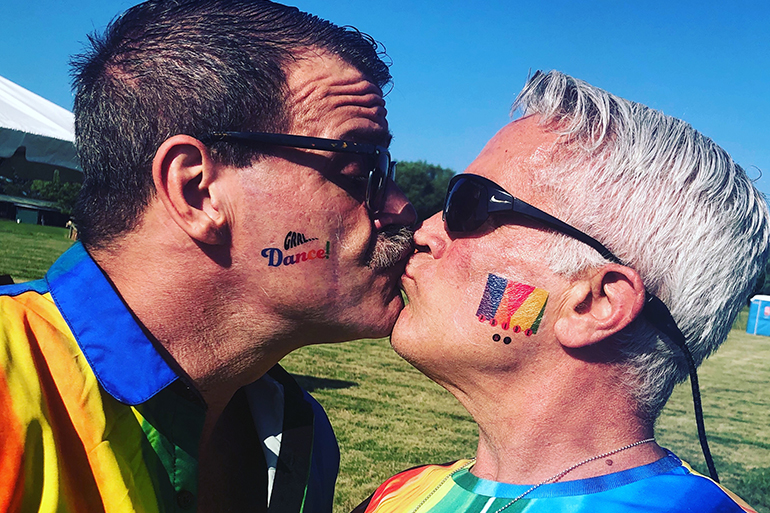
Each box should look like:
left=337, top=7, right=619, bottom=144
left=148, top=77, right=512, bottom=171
left=0, top=74, right=81, bottom=181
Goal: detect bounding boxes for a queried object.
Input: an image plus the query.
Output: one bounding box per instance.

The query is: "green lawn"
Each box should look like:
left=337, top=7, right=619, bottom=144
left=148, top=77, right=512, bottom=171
left=0, top=218, right=74, bottom=282
left=2, top=221, right=766, bottom=512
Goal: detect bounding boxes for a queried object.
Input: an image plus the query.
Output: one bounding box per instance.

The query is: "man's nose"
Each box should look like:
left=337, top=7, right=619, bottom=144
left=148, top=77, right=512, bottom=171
left=373, top=178, right=417, bottom=230
left=412, top=211, right=448, bottom=258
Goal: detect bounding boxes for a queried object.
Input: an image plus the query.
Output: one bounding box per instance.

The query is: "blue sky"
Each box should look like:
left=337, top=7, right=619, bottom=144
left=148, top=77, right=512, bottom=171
left=2, top=1, right=769, bottom=194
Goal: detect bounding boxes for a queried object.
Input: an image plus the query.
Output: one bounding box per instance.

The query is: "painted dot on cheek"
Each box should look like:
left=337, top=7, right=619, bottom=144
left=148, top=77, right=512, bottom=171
left=492, top=334, right=501, bottom=342
left=513, top=325, right=521, bottom=333
left=503, top=337, right=512, bottom=345
left=525, top=329, right=533, bottom=337
left=490, top=319, right=497, bottom=327
left=501, top=322, right=509, bottom=330
left=478, top=315, right=486, bottom=322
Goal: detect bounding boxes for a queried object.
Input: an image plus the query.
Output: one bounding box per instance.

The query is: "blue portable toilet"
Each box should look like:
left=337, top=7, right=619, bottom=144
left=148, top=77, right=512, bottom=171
left=747, top=295, right=770, bottom=336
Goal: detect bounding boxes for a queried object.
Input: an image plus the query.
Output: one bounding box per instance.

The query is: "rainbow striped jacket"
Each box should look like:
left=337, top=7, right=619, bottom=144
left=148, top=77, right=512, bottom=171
left=0, top=242, right=338, bottom=512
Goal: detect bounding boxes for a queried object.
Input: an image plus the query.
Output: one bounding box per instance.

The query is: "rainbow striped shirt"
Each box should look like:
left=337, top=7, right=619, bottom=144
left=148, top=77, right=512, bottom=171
left=356, top=453, right=756, bottom=513
left=0, top=242, right=338, bottom=512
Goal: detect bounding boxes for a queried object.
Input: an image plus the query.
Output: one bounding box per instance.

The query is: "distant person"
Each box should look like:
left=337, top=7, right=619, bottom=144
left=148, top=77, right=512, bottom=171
left=65, top=218, right=77, bottom=240
left=356, top=71, right=766, bottom=512
left=0, top=1, right=415, bottom=512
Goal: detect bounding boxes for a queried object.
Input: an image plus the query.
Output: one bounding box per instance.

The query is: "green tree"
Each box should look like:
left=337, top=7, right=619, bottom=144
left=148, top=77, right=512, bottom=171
left=28, top=170, right=81, bottom=215
left=395, top=160, right=456, bottom=222
left=0, top=173, right=31, bottom=198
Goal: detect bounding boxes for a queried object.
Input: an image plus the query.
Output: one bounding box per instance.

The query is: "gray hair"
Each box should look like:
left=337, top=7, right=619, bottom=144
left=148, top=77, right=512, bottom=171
left=513, top=70, right=770, bottom=420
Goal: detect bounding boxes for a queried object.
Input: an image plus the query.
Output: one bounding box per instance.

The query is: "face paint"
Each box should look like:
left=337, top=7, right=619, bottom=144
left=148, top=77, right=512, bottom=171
left=491, top=334, right=513, bottom=344
left=476, top=273, right=548, bottom=336
left=284, top=231, right=319, bottom=250
left=262, top=236, right=330, bottom=267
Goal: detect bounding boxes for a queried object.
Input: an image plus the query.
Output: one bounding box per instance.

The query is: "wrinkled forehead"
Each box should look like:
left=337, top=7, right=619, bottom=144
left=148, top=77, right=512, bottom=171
left=284, top=48, right=390, bottom=145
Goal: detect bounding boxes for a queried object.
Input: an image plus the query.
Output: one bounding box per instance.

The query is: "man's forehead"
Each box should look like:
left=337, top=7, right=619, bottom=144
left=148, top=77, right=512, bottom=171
left=285, top=49, right=389, bottom=142
left=475, top=118, right=556, bottom=170
left=466, top=117, right=559, bottom=205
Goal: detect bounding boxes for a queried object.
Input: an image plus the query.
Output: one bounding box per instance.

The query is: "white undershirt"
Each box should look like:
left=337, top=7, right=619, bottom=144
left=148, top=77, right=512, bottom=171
left=244, top=375, right=285, bottom=506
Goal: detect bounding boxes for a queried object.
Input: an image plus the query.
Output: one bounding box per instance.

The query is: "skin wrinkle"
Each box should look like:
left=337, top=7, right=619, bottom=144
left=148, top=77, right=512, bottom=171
left=287, top=51, right=388, bottom=142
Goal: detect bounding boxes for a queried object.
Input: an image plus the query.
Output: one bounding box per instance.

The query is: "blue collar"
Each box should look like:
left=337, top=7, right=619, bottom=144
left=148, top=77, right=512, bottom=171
left=46, top=242, right=178, bottom=405
left=455, top=451, right=683, bottom=498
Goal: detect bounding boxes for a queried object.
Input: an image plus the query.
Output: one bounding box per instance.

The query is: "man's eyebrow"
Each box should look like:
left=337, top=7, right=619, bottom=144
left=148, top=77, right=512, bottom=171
left=343, top=128, right=393, bottom=148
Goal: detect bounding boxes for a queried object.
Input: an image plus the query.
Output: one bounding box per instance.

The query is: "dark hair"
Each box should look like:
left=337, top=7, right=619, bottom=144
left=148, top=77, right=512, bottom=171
left=71, top=0, right=391, bottom=248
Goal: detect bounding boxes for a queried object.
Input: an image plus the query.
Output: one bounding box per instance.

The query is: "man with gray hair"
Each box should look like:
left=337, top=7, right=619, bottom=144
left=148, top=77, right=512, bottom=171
left=356, top=70, right=766, bottom=512
left=0, top=1, right=415, bottom=512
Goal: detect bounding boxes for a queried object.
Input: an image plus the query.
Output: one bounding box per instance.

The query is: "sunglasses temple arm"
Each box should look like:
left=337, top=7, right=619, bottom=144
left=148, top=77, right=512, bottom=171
left=643, top=294, right=719, bottom=482
left=510, top=199, right=621, bottom=264
left=200, top=132, right=379, bottom=155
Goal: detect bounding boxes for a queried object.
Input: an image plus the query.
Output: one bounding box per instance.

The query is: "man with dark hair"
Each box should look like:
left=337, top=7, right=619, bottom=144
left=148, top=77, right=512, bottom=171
left=356, top=71, right=766, bottom=512
left=0, top=1, right=415, bottom=511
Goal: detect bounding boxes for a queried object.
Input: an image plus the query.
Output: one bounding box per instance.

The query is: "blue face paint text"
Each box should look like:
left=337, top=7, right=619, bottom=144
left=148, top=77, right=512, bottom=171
left=261, top=241, right=330, bottom=267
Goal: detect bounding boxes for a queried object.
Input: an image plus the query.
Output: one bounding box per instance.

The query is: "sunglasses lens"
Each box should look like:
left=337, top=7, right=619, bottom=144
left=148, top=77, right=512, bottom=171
left=366, top=150, right=392, bottom=213
left=445, top=177, right=484, bottom=231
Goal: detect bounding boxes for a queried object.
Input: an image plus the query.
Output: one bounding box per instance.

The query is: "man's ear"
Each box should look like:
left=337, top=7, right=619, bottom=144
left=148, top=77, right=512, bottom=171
left=152, top=135, right=228, bottom=245
left=553, top=264, right=646, bottom=348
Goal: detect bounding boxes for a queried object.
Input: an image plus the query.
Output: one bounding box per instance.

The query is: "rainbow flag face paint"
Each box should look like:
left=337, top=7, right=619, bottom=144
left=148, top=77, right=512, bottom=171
left=476, top=273, right=549, bottom=337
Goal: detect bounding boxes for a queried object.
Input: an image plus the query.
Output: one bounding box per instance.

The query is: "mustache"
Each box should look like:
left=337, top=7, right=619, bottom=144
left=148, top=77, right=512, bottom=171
left=366, top=225, right=415, bottom=270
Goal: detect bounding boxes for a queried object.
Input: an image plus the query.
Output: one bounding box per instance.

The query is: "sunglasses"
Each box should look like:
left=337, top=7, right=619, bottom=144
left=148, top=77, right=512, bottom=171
left=201, top=131, right=395, bottom=214
left=443, top=173, right=719, bottom=481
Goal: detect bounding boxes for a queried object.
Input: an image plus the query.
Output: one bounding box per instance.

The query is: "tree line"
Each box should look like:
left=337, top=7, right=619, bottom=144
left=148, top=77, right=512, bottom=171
left=0, top=170, right=80, bottom=215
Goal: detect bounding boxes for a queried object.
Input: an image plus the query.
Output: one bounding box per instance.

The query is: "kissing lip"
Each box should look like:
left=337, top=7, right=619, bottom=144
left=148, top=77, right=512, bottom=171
left=402, top=252, right=420, bottom=280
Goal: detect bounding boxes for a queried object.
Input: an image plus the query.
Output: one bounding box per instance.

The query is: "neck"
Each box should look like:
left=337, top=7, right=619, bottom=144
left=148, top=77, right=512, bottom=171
left=448, top=361, right=665, bottom=485
left=89, top=227, right=298, bottom=420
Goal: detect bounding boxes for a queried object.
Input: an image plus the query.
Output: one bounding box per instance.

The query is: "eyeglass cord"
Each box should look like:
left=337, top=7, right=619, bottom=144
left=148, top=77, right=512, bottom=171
left=668, top=331, right=718, bottom=482
left=644, top=294, right=719, bottom=482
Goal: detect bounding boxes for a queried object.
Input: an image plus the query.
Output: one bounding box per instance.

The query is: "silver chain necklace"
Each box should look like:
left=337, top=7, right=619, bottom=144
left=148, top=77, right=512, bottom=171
left=410, top=438, right=656, bottom=513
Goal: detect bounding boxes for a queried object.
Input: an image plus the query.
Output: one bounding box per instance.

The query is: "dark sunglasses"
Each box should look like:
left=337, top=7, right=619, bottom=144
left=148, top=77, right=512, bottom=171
left=201, top=131, right=395, bottom=214
left=443, top=173, right=719, bottom=481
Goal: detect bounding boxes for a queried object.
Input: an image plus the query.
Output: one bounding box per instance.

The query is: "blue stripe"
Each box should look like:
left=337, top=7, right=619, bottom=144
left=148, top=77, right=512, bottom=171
left=476, top=274, right=507, bottom=319
left=46, top=242, right=178, bottom=405
left=0, top=279, right=49, bottom=297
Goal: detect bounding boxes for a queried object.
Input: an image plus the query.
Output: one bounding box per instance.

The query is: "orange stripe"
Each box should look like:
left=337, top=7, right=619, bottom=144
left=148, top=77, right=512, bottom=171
left=25, top=310, right=106, bottom=513
left=366, top=460, right=472, bottom=512
left=0, top=369, right=24, bottom=513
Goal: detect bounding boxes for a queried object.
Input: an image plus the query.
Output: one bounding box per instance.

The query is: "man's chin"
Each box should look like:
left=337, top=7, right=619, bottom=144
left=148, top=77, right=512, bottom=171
left=337, top=290, right=405, bottom=342
left=389, top=302, right=413, bottom=349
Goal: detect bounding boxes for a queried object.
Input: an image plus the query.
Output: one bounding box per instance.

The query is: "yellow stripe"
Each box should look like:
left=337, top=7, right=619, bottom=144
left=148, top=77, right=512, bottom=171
left=1, top=290, right=159, bottom=512
left=508, top=288, right=549, bottom=330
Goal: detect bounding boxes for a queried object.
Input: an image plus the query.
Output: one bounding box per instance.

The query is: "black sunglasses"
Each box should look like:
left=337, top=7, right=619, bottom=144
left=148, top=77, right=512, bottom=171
left=443, top=173, right=719, bottom=481
left=201, top=131, right=395, bottom=214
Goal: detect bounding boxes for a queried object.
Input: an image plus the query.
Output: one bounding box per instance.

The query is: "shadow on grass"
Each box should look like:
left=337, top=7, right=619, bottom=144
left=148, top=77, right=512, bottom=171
left=291, top=374, right=358, bottom=393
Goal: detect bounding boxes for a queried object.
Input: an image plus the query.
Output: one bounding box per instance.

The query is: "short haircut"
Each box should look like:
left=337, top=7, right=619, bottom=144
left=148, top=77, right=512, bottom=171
left=513, top=70, right=770, bottom=420
left=71, top=0, right=391, bottom=248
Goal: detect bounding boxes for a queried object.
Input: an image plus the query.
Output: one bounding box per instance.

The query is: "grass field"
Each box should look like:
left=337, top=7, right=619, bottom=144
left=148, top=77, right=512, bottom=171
left=2, top=221, right=767, bottom=512
left=0, top=219, right=74, bottom=282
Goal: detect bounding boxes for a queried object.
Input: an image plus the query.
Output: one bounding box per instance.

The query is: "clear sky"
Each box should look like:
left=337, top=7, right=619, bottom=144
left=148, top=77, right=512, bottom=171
left=2, top=1, right=769, bottom=194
